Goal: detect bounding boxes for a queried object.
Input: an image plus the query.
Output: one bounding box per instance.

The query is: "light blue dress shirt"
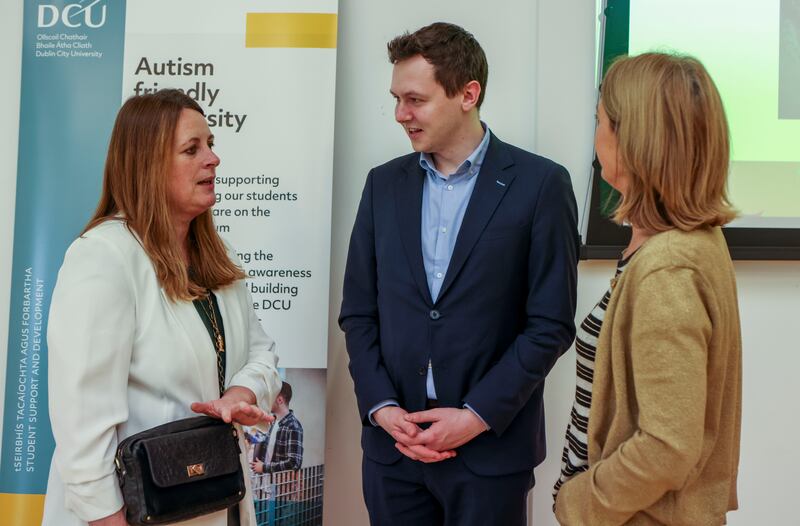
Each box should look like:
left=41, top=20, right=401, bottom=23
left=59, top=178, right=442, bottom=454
left=419, top=126, right=490, bottom=399
left=369, top=125, right=492, bottom=429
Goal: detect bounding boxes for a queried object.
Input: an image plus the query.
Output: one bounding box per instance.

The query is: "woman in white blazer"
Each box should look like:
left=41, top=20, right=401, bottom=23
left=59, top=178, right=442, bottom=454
left=42, top=89, right=281, bottom=526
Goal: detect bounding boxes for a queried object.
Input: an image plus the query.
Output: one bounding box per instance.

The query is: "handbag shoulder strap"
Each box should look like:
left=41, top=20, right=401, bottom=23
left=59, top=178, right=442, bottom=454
left=192, top=292, right=240, bottom=526
left=192, top=291, right=227, bottom=398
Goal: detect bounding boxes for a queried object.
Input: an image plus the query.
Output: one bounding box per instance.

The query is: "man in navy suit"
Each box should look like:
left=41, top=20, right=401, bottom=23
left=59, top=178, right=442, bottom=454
left=339, top=22, right=579, bottom=526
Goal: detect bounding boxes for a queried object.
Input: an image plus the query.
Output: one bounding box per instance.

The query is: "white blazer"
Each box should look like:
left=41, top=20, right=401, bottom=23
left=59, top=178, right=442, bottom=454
left=42, top=219, right=281, bottom=526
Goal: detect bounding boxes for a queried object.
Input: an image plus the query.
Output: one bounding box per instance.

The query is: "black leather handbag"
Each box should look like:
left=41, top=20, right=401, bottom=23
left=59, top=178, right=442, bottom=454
left=115, top=291, right=244, bottom=525
left=115, top=416, right=245, bottom=525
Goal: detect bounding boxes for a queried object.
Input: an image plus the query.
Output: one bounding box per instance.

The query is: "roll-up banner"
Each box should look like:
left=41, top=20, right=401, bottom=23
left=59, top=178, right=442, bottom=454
left=0, top=1, right=336, bottom=524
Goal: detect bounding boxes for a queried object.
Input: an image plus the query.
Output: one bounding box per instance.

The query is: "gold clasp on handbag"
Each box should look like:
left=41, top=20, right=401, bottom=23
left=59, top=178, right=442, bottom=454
left=186, top=463, right=205, bottom=477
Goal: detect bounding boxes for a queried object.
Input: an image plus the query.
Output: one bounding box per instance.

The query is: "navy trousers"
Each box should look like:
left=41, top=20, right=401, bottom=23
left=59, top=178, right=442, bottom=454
left=363, top=454, right=535, bottom=526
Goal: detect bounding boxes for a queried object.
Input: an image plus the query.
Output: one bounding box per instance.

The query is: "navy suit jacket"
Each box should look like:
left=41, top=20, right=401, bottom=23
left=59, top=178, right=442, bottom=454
left=339, top=134, right=579, bottom=476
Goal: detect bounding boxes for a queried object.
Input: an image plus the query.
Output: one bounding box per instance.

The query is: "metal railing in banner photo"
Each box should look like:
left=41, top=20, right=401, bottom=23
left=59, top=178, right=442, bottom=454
left=251, top=465, right=324, bottom=526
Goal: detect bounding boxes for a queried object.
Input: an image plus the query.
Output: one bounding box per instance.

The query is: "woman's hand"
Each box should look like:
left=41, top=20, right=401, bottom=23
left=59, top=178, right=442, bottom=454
left=190, top=399, right=273, bottom=426
left=191, top=386, right=274, bottom=426
left=89, top=508, right=127, bottom=526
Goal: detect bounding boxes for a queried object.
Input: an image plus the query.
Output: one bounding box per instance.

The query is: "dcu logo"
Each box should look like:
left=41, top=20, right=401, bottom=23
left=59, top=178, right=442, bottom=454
left=37, top=0, right=107, bottom=29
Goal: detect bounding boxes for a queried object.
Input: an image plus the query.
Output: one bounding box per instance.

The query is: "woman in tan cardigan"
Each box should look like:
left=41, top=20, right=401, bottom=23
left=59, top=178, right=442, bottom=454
left=554, top=53, right=742, bottom=525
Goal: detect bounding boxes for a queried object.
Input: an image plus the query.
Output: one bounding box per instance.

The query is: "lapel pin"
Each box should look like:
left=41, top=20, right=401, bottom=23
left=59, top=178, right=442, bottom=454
left=495, top=180, right=506, bottom=187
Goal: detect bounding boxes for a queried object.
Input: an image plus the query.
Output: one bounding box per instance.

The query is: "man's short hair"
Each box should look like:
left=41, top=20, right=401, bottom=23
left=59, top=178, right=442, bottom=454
left=387, top=22, right=489, bottom=108
left=278, top=381, right=293, bottom=405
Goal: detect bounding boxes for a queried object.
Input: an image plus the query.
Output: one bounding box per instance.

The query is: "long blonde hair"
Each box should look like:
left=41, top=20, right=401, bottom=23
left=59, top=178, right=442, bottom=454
left=601, top=52, right=737, bottom=231
left=84, top=89, right=245, bottom=301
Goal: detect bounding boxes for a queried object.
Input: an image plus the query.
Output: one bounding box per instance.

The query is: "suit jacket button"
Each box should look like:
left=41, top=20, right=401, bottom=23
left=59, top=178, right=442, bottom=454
left=429, top=309, right=441, bottom=320
left=418, top=367, right=426, bottom=375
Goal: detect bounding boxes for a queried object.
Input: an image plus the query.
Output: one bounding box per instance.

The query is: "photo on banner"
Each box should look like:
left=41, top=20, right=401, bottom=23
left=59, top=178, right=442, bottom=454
left=0, top=1, right=337, bottom=524
left=244, top=368, right=326, bottom=526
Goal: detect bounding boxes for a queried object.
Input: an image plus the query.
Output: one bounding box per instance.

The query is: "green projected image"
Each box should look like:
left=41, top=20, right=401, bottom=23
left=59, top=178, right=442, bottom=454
left=628, top=0, right=800, bottom=225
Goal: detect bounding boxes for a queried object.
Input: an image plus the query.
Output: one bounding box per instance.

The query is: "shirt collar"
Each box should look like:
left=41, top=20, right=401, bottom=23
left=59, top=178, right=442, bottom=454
left=419, top=122, right=491, bottom=180
left=276, top=409, right=295, bottom=427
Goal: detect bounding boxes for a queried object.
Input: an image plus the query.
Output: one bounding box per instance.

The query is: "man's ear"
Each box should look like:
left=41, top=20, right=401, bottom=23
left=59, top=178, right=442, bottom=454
left=461, top=80, right=482, bottom=112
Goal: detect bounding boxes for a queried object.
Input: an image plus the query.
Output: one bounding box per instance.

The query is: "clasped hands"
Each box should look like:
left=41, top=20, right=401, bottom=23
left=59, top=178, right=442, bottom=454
left=373, top=405, right=487, bottom=463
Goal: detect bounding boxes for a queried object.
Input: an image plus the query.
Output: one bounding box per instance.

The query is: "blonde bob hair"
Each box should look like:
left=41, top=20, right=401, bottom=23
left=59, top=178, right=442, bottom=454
left=83, top=89, right=245, bottom=301
left=601, top=52, right=736, bottom=231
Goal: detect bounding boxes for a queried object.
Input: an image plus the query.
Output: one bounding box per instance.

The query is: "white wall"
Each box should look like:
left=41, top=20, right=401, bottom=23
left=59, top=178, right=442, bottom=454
left=0, top=1, right=798, bottom=525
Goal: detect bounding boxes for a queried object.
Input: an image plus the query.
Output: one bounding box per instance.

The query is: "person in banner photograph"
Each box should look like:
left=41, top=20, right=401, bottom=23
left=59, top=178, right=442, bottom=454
left=553, top=53, right=742, bottom=525
left=250, top=381, right=305, bottom=526
left=339, top=22, right=579, bottom=526
left=251, top=381, right=305, bottom=475
left=42, top=89, right=281, bottom=526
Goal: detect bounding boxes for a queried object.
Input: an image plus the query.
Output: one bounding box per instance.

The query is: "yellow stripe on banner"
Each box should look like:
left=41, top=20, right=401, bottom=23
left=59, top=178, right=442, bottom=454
left=246, top=13, right=337, bottom=48
left=0, top=493, right=45, bottom=525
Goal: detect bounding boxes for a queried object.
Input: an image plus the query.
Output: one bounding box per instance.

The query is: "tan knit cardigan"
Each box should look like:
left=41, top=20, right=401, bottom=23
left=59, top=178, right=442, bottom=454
left=555, top=227, right=742, bottom=525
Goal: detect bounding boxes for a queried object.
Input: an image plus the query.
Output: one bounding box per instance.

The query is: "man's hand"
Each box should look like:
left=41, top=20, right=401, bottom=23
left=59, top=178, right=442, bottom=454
left=373, top=405, right=456, bottom=463
left=191, top=386, right=274, bottom=426
left=250, top=459, right=266, bottom=474
left=403, top=408, right=487, bottom=451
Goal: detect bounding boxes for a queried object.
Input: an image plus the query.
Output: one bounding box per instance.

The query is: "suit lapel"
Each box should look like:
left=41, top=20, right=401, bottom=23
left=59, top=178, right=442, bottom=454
left=395, top=157, right=434, bottom=306
left=437, top=135, right=515, bottom=302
